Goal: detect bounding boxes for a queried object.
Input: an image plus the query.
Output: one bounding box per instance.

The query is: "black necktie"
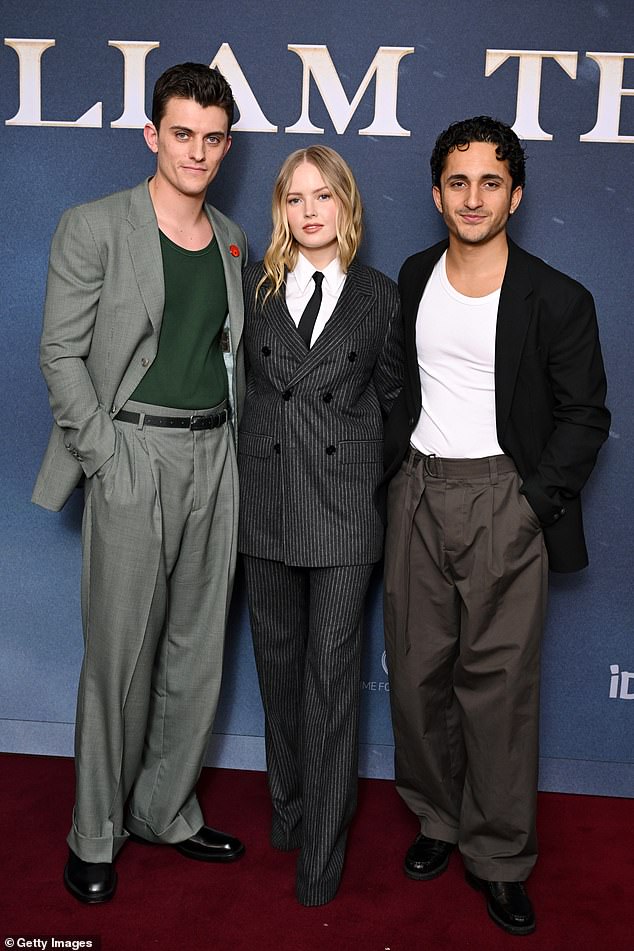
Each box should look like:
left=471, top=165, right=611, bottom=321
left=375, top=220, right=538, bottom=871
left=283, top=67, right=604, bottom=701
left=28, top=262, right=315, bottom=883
left=297, top=271, right=324, bottom=348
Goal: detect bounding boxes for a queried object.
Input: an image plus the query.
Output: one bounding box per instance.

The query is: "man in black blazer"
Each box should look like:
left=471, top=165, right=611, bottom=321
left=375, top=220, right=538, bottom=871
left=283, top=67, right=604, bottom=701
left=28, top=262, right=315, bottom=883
left=383, top=117, right=610, bottom=936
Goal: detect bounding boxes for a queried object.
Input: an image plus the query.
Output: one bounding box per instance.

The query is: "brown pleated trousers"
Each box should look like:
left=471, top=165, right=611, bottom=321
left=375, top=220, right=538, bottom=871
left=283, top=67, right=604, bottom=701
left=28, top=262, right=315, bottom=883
left=384, top=449, right=548, bottom=881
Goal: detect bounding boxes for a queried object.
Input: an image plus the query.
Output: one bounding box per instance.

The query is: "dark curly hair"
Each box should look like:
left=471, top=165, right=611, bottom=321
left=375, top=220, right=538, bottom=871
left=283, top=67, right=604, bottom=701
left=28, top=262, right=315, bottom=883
left=430, top=116, right=526, bottom=190
left=151, top=62, right=235, bottom=132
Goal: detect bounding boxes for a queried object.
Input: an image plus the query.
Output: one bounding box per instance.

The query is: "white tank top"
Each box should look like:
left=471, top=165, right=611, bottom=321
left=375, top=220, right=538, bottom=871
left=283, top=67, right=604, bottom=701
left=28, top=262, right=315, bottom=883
left=410, top=252, right=504, bottom=459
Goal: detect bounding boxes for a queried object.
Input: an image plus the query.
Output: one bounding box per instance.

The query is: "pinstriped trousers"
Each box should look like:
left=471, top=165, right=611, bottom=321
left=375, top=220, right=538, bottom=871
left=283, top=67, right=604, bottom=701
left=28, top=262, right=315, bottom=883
left=384, top=450, right=548, bottom=881
left=68, top=399, right=238, bottom=863
left=243, top=556, right=374, bottom=906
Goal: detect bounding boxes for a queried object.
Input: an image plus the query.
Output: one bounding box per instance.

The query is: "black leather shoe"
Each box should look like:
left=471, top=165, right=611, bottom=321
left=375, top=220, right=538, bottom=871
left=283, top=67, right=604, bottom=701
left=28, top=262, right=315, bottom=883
left=466, top=871, right=536, bottom=935
left=63, top=848, right=117, bottom=904
left=174, top=826, right=245, bottom=863
left=404, top=833, right=454, bottom=880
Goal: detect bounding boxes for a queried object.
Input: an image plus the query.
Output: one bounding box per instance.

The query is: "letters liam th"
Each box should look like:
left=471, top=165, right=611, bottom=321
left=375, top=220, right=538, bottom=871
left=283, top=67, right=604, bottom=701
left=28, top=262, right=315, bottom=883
left=4, top=39, right=633, bottom=141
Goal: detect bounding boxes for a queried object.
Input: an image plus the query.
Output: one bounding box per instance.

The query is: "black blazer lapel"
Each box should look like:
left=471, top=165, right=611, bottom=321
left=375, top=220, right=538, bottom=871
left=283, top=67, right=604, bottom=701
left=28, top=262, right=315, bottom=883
left=495, top=239, right=534, bottom=438
left=399, top=240, right=447, bottom=417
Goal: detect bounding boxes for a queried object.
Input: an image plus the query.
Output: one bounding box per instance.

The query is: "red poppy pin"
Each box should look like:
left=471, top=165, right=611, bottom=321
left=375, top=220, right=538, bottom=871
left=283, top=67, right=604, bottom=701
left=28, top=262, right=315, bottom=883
left=229, top=244, right=240, bottom=258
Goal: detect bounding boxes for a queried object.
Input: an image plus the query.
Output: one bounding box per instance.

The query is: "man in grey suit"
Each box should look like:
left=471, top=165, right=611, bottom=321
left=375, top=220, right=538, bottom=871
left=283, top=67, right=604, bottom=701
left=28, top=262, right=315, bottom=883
left=32, top=63, right=247, bottom=903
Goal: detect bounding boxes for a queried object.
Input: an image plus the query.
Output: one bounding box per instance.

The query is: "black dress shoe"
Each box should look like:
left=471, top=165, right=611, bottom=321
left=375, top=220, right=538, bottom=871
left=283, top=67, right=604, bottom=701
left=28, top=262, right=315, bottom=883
left=404, top=833, right=454, bottom=880
left=466, top=870, right=536, bottom=935
left=63, top=848, right=117, bottom=904
left=174, top=825, right=245, bottom=863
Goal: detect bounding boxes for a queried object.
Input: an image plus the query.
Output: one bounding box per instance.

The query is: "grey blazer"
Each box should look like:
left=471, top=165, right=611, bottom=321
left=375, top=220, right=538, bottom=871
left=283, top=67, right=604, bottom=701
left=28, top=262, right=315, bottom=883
left=32, top=180, right=247, bottom=512
left=238, top=260, right=403, bottom=567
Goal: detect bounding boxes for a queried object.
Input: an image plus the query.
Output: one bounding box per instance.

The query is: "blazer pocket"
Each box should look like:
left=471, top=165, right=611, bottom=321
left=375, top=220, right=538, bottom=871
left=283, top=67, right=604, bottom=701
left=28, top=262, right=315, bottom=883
left=338, top=439, right=383, bottom=465
left=238, top=432, right=273, bottom=458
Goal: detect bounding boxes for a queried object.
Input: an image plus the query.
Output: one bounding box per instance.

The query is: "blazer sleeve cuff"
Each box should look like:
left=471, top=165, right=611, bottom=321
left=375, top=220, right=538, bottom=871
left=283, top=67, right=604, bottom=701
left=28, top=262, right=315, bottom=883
left=519, top=477, right=567, bottom=527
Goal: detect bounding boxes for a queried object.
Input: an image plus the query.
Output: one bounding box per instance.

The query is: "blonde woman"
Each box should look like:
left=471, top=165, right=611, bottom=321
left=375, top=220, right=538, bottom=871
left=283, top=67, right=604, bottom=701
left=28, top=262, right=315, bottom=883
left=238, top=146, right=403, bottom=906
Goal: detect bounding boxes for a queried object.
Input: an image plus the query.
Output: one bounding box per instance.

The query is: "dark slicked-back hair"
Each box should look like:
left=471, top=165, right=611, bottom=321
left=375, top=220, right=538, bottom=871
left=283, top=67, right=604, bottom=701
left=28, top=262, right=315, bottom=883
left=151, top=62, right=235, bottom=131
left=430, top=116, right=526, bottom=190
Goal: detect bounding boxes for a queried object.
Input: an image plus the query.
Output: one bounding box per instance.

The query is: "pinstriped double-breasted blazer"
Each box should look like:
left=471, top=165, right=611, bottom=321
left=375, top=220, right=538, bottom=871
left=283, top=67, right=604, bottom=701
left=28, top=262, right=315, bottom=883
left=238, top=260, right=403, bottom=567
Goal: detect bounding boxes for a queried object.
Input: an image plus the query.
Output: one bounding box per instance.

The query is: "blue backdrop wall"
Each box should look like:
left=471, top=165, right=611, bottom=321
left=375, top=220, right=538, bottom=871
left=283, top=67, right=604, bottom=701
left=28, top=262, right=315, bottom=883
left=0, top=0, right=632, bottom=796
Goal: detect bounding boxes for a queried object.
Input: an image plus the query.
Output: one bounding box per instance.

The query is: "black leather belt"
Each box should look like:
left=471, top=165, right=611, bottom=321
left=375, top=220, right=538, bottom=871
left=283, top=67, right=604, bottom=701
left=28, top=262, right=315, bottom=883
left=115, top=409, right=228, bottom=430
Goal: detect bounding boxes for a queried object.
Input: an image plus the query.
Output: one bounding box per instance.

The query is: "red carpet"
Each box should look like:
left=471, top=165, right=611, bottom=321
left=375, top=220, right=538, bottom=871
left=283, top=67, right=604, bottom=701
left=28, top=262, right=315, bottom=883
left=0, top=753, right=632, bottom=950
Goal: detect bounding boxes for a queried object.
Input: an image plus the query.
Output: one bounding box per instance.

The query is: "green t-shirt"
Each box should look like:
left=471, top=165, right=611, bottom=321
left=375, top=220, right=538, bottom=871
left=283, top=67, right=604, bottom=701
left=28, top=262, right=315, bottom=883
left=131, top=231, right=228, bottom=409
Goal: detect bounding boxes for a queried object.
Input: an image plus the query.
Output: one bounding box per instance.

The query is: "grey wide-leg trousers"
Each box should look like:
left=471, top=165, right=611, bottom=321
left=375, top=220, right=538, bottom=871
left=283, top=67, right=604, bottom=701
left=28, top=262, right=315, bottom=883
left=383, top=450, right=548, bottom=881
left=68, top=399, right=238, bottom=863
left=243, top=556, right=374, bottom=906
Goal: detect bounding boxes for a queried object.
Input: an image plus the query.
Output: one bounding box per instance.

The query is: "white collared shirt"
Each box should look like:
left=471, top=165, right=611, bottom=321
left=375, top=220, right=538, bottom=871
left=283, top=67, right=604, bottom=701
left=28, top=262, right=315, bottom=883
left=286, top=252, right=346, bottom=346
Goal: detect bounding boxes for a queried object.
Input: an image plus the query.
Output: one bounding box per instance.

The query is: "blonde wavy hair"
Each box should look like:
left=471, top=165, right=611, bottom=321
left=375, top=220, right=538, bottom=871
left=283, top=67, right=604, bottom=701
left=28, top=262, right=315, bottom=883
left=256, top=146, right=363, bottom=306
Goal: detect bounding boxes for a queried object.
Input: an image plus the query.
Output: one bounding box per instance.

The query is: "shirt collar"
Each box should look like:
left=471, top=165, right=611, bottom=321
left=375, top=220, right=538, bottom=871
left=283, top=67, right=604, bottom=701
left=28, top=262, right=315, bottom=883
left=290, top=252, right=346, bottom=295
